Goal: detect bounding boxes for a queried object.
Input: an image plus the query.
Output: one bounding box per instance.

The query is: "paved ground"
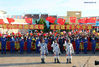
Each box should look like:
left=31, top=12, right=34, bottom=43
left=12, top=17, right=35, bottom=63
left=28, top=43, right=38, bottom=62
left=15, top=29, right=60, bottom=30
left=0, top=51, right=99, bottom=67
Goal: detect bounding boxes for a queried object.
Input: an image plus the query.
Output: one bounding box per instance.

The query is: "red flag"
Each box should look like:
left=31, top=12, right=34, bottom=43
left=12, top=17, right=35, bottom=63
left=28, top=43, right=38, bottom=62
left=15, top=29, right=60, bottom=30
left=85, top=18, right=90, bottom=23
left=7, top=18, right=15, bottom=24
left=46, top=16, right=56, bottom=23
left=89, top=17, right=96, bottom=23
left=78, top=18, right=83, bottom=23
left=57, top=18, right=65, bottom=25
left=25, top=18, right=32, bottom=24
left=97, top=19, right=99, bottom=21
left=70, top=17, right=76, bottom=23
left=0, top=33, right=2, bottom=37
left=78, top=18, right=88, bottom=23
left=0, top=19, right=4, bottom=24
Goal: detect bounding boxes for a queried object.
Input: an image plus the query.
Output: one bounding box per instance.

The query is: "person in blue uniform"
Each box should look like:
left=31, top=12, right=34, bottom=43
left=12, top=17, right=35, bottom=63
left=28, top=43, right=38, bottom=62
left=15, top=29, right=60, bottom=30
left=19, top=37, right=24, bottom=54
left=27, top=36, right=32, bottom=53
left=83, top=37, right=88, bottom=54
left=44, top=37, right=48, bottom=44
left=1, top=36, right=7, bottom=54
left=91, top=37, right=96, bottom=54
left=10, top=36, right=15, bottom=53
left=75, top=36, right=80, bottom=54
left=36, top=37, right=40, bottom=53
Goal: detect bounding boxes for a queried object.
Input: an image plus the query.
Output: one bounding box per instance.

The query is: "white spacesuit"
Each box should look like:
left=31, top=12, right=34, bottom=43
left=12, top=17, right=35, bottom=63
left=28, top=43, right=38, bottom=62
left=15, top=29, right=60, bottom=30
left=63, top=40, right=74, bottom=63
left=38, top=40, right=48, bottom=63
left=51, top=41, right=60, bottom=63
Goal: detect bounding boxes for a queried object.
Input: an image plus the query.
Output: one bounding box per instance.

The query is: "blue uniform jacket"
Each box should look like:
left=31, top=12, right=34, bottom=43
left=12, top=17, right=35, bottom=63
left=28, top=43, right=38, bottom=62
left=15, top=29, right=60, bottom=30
left=1, top=38, right=6, bottom=45
left=44, top=38, right=48, bottom=44
left=91, top=39, right=96, bottom=46
left=83, top=39, right=88, bottom=45
left=19, top=39, right=24, bottom=47
left=10, top=38, right=15, bottom=46
left=36, top=39, right=40, bottom=46
left=27, top=38, right=32, bottom=46
left=75, top=39, right=80, bottom=45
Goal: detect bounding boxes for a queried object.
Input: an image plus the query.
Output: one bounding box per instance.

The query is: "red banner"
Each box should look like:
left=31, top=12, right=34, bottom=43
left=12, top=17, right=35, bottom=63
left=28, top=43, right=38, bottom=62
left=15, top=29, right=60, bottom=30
left=50, top=25, right=55, bottom=29
left=12, top=24, right=18, bottom=29
left=70, top=24, right=75, bottom=30
left=29, top=25, right=34, bottom=29
left=60, top=25, right=65, bottom=29
left=1, top=24, right=44, bottom=29
left=66, top=25, right=70, bottom=29
left=24, top=25, right=29, bottom=29
left=76, top=24, right=81, bottom=30
left=50, top=24, right=93, bottom=30
left=7, top=24, right=12, bottom=29
left=18, top=24, right=23, bottom=29
left=81, top=25, right=86, bottom=30
left=39, top=25, right=44, bottom=29
left=56, top=25, right=60, bottom=29
left=34, top=25, right=39, bottom=29
left=2, top=24, right=7, bottom=29
left=87, top=25, right=93, bottom=30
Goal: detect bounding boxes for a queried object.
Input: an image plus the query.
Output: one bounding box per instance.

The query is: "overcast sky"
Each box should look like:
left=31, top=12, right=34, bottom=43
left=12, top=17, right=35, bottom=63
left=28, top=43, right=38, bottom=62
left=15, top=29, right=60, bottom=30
left=0, top=0, right=98, bottom=17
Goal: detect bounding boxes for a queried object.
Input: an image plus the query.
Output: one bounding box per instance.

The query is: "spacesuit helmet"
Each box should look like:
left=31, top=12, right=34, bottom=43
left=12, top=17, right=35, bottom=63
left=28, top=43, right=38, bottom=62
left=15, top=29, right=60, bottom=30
left=54, top=40, right=57, bottom=43
left=21, top=37, right=23, bottom=39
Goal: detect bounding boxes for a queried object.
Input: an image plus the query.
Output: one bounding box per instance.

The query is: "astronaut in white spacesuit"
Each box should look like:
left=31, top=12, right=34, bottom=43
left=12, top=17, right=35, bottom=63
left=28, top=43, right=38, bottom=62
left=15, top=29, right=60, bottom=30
left=51, top=40, right=60, bottom=63
left=63, top=39, right=74, bottom=64
left=38, top=39, right=48, bottom=63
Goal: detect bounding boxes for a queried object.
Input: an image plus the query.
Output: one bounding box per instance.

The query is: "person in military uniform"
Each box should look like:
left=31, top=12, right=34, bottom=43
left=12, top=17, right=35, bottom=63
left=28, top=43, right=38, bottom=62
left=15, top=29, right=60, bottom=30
left=10, top=36, right=15, bottom=53
left=91, top=37, right=96, bottom=54
left=27, top=36, right=32, bottom=53
left=36, top=36, right=40, bottom=53
left=75, top=36, right=81, bottom=54
left=1, top=35, right=7, bottom=54
left=83, top=36, right=88, bottom=54
left=19, top=36, right=24, bottom=54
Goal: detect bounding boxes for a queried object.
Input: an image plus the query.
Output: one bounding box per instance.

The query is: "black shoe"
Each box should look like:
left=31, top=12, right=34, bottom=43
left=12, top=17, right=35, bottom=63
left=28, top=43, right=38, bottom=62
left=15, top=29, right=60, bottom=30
left=69, top=59, right=71, bottom=64
left=41, top=58, right=45, bottom=64
left=57, top=61, right=60, bottom=63
left=66, top=62, right=68, bottom=64
left=41, top=61, right=45, bottom=63
left=57, top=59, right=60, bottom=63
left=66, top=59, right=68, bottom=64
left=54, top=58, right=56, bottom=63
left=41, top=62, right=45, bottom=63
left=69, top=62, right=71, bottom=64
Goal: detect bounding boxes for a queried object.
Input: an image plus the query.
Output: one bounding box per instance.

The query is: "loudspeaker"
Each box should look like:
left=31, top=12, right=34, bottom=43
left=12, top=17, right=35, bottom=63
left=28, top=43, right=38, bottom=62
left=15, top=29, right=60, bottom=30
left=95, top=60, right=99, bottom=65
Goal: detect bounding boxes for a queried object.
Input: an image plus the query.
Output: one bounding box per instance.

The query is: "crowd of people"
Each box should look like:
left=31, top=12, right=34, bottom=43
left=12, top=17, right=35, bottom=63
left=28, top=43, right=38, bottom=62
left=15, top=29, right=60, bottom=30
left=0, top=30, right=98, bottom=54
left=0, top=30, right=99, bottom=63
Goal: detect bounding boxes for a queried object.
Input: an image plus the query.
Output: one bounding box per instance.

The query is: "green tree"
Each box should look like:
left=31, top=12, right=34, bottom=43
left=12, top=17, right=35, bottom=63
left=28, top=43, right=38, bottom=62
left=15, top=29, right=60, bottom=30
left=38, top=18, right=49, bottom=32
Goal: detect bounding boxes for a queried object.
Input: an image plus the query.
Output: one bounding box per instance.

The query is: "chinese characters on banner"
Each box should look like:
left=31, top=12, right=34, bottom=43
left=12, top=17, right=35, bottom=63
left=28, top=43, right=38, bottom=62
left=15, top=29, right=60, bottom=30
left=1, top=24, right=44, bottom=29
left=50, top=24, right=93, bottom=30
left=1, top=24, right=93, bottom=30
